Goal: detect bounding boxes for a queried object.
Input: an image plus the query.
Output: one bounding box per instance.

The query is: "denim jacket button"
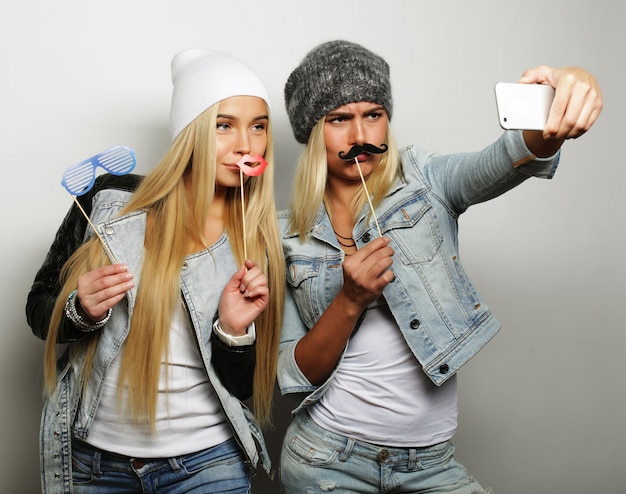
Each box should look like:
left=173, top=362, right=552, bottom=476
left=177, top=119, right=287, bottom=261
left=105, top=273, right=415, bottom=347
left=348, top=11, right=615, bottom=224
left=105, top=226, right=114, bottom=235
left=362, top=232, right=371, bottom=243
left=439, top=364, right=450, bottom=374
left=410, top=319, right=420, bottom=329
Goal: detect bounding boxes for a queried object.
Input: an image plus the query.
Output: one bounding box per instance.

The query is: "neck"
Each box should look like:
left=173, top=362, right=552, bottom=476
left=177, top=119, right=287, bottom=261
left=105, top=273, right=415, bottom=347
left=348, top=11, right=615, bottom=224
left=185, top=182, right=228, bottom=252
left=326, top=177, right=360, bottom=211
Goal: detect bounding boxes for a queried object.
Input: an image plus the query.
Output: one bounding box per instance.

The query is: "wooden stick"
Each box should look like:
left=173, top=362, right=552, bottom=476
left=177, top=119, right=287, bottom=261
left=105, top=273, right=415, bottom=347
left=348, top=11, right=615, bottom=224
left=354, top=157, right=382, bottom=237
left=72, top=196, right=118, bottom=264
left=240, top=170, right=248, bottom=260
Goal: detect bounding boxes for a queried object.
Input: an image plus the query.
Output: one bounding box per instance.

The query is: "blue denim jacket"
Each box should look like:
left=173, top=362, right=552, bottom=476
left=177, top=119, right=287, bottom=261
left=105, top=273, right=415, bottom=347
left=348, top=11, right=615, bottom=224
left=40, top=189, right=270, bottom=494
left=277, top=131, right=559, bottom=411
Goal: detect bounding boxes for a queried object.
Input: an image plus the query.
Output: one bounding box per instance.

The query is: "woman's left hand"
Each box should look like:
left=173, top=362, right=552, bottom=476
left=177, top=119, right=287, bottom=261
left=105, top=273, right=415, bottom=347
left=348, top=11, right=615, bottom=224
left=520, top=65, right=602, bottom=155
left=217, top=259, right=269, bottom=336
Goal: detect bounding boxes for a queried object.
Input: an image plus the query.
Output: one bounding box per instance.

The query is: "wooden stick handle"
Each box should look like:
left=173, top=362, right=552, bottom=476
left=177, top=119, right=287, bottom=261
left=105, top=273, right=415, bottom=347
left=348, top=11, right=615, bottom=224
left=72, top=196, right=118, bottom=264
left=240, top=170, right=248, bottom=260
left=354, top=158, right=382, bottom=237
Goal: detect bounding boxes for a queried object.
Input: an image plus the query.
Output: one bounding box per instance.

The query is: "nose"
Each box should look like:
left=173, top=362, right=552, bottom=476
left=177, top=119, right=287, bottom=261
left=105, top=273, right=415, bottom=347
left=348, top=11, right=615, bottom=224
left=235, top=130, right=251, bottom=155
left=349, top=117, right=366, bottom=146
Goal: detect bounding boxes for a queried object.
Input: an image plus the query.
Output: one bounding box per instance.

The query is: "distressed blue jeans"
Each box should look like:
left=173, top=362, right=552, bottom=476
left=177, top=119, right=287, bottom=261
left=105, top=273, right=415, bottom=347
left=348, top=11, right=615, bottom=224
left=71, top=437, right=250, bottom=493
left=280, top=412, right=492, bottom=494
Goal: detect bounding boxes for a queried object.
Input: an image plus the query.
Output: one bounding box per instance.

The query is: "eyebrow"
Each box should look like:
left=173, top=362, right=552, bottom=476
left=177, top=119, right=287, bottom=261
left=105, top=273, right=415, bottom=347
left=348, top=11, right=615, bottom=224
left=325, top=110, right=351, bottom=118
left=326, top=105, right=385, bottom=117
left=217, top=114, right=269, bottom=121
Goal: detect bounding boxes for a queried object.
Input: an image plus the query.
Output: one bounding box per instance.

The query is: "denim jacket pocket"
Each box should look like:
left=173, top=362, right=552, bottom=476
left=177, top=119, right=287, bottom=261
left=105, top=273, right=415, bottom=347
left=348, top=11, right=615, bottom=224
left=380, top=194, right=443, bottom=264
left=286, top=258, right=324, bottom=329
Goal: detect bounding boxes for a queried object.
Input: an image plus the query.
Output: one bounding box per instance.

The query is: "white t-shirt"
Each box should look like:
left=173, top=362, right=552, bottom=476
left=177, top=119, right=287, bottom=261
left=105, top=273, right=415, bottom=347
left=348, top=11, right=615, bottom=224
left=86, top=303, right=232, bottom=457
left=309, top=298, right=458, bottom=447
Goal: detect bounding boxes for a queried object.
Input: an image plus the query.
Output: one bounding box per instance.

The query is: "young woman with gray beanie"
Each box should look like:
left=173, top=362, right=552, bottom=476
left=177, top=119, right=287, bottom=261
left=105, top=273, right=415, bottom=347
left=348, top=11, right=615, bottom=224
left=277, top=39, right=602, bottom=493
left=27, top=48, right=285, bottom=493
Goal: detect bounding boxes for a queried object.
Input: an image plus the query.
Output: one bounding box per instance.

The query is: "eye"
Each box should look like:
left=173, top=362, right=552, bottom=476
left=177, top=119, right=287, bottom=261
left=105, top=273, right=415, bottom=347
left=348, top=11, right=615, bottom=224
left=216, top=121, right=232, bottom=131
left=366, top=111, right=383, bottom=120
left=326, top=115, right=348, bottom=124
left=251, top=122, right=267, bottom=132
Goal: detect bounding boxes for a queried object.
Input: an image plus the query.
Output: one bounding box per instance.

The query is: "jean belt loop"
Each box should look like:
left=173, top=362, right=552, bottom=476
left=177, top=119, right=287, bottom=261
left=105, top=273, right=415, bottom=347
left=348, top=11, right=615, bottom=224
left=339, top=437, right=356, bottom=462
left=408, top=448, right=418, bottom=471
left=168, top=456, right=183, bottom=473
left=92, top=450, right=103, bottom=478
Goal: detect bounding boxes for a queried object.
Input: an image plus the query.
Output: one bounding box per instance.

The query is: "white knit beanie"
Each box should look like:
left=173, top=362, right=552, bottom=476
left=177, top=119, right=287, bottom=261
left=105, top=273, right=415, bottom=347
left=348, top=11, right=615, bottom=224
left=169, top=48, right=271, bottom=140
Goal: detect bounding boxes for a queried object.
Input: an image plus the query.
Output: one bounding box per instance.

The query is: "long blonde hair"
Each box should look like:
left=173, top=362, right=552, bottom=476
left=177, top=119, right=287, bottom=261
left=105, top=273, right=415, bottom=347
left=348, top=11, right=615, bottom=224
left=289, top=117, right=401, bottom=238
left=44, top=101, right=285, bottom=430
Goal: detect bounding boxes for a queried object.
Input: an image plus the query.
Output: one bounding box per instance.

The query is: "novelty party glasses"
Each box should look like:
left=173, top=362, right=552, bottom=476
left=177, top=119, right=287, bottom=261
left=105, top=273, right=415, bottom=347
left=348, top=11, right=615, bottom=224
left=61, top=146, right=136, bottom=196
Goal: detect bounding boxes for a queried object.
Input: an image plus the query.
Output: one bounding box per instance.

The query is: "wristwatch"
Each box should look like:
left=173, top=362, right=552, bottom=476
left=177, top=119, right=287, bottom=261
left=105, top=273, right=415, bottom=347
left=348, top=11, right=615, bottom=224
left=212, top=319, right=256, bottom=347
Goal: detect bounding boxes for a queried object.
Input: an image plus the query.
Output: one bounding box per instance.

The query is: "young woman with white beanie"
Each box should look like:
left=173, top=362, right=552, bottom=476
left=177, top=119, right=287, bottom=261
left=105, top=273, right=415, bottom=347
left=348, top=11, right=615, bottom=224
left=27, top=48, right=284, bottom=493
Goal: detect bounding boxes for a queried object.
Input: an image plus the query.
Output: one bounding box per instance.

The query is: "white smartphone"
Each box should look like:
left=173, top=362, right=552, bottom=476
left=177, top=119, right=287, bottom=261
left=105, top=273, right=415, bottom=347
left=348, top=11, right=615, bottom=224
left=494, top=82, right=555, bottom=130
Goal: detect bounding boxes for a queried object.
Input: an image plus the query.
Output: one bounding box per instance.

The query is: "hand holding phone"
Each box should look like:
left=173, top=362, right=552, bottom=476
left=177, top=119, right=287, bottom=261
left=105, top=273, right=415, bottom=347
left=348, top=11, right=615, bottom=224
left=494, top=82, right=555, bottom=131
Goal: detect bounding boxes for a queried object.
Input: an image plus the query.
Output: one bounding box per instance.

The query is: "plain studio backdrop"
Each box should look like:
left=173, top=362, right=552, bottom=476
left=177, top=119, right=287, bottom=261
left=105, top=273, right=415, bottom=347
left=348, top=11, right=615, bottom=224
left=2, top=1, right=623, bottom=493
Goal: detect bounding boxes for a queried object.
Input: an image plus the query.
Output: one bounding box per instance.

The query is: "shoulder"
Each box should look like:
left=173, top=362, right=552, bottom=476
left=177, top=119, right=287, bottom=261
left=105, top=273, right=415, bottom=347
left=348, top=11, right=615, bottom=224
left=395, top=145, right=440, bottom=190
left=90, top=173, right=144, bottom=209
left=93, top=172, right=144, bottom=193
left=277, top=208, right=293, bottom=234
left=77, top=173, right=144, bottom=210
left=400, top=145, right=440, bottom=171
left=71, top=173, right=144, bottom=218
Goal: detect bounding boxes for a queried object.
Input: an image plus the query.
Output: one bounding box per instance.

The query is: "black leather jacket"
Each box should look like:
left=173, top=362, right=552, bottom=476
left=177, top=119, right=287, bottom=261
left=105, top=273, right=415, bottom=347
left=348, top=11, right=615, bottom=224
left=25, top=173, right=255, bottom=399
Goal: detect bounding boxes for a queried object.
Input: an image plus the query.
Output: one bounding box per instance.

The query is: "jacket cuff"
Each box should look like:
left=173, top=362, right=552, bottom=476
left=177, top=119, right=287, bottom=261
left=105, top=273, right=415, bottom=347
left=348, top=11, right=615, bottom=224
left=504, top=129, right=560, bottom=179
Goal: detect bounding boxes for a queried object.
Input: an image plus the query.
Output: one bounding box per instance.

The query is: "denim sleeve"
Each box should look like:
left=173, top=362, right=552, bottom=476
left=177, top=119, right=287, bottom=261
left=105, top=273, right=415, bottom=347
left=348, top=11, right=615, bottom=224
left=277, top=285, right=317, bottom=395
left=418, top=130, right=560, bottom=215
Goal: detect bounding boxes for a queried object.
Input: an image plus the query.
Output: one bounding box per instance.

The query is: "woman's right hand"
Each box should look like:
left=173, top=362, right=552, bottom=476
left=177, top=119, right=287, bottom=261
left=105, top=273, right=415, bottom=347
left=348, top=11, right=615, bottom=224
left=75, top=264, right=134, bottom=322
left=340, top=236, right=395, bottom=311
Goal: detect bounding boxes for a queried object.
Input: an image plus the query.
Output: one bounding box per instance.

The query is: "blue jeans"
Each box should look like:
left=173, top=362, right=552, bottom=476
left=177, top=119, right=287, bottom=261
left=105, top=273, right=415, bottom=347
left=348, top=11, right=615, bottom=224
left=280, top=412, right=492, bottom=494
left=71, top=437, right=250, bottom=493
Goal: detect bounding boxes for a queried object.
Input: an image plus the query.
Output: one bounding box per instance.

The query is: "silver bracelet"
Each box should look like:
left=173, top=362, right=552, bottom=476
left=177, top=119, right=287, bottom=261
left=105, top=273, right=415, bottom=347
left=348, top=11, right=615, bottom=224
left=64, top=289, right=112, bottom=333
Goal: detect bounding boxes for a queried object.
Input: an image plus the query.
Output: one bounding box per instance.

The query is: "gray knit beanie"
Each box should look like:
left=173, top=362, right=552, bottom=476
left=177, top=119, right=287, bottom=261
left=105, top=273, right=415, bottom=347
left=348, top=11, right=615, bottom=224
left=284, top=40, right=392, bottom=144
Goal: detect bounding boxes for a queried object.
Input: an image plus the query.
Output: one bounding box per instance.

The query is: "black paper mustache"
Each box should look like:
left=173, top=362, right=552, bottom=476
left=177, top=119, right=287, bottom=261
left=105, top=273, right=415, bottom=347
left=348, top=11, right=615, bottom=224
left=338, top=143, right=389, bottom=160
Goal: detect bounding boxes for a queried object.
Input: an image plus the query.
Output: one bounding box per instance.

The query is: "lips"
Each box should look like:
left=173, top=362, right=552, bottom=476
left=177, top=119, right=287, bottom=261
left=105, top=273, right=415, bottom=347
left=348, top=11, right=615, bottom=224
left=343, top=153, right=368, bottom=163
left=224, top=164, right=241, bottom=172
left=236, top=154, right=268, bottom=176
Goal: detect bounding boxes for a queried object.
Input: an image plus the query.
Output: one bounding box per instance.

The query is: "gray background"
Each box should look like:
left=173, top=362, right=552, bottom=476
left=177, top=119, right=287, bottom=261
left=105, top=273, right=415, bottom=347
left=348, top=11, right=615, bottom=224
left=2, top=1, right=623, bottom=492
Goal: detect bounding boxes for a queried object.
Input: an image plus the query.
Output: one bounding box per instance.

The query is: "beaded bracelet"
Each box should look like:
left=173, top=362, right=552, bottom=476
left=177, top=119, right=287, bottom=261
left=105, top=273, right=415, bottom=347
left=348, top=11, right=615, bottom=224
left=64, top=289, right=112, bottom=333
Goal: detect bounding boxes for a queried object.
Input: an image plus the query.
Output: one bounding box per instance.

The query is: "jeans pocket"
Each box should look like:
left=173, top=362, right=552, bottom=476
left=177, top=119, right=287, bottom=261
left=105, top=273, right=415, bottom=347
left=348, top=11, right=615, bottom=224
left=71, top=450, right=94, bottom=485
left=415, top=441, right=455, bottom=470
left=179, top=439, right=244, bottom=475
left=176, top=441, right=250, bottom=493
left=284, top=431, right=339, bottom=466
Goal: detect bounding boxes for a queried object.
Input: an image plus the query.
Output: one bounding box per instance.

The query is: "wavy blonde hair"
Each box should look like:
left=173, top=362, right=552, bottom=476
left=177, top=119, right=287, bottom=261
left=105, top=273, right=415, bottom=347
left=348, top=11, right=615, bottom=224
left=44, top=101, right=285, bottom=430
left=288, top=117, right=401, bottom=238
